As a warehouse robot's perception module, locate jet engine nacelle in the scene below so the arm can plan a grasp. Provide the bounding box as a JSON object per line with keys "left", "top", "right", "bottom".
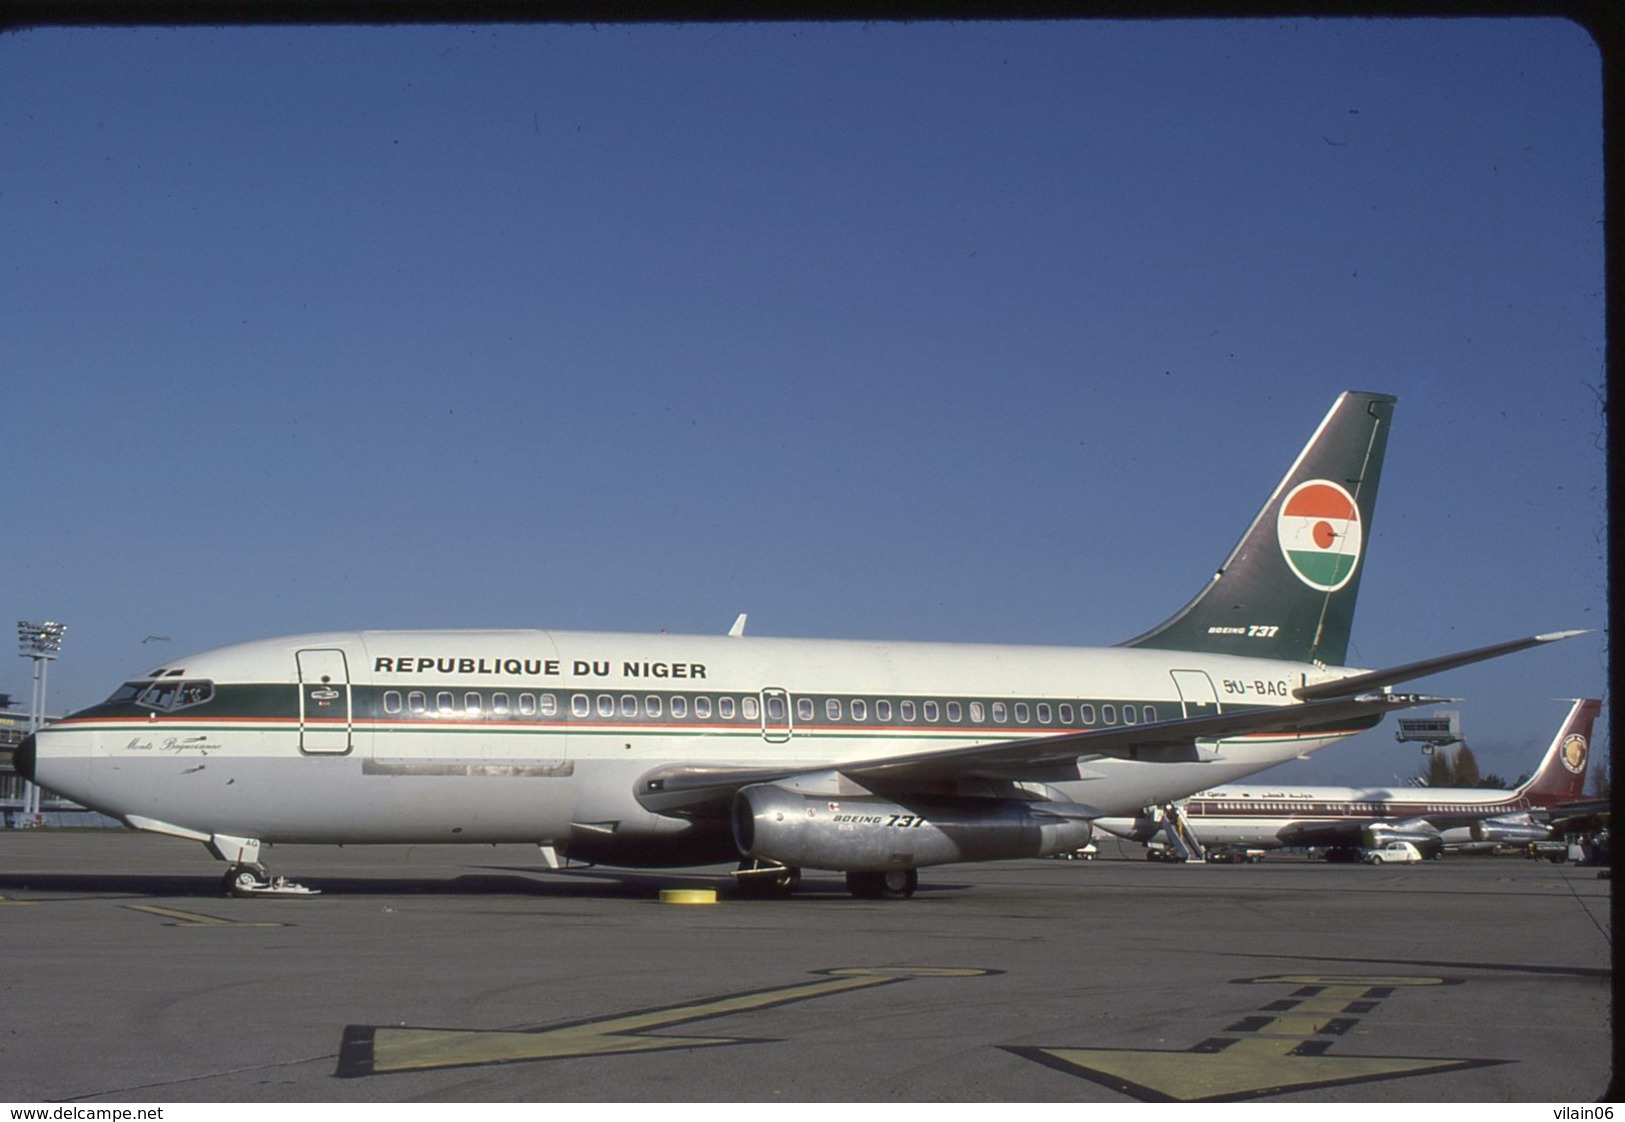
{"left": 732, "top": 783, "right": 1094, "bottom": 872}
{"left": 1092, "top": 814, "right": 1162, "bottom": 843}
{"left": 1470, "top": 816, "right": 1551, "bottom": 844}
{"left": 1362, "top": 821, "right": 1443, "bottom": 858}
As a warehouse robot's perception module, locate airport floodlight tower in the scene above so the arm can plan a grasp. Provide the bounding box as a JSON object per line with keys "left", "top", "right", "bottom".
{"left": 16, "top": 620, "right": 65, "bottom": 824}
{"left": 1395, "top": 709, "right": 1460, "bottom": 756}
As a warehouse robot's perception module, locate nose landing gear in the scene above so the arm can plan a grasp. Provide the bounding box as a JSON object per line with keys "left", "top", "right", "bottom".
{"left": 222, "top": 863, "right": 320, "bottom": 897}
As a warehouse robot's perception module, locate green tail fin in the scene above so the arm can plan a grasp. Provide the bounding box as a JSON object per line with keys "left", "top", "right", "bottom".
{"left": 1121, "top": 391, "right": 1396, "bottom": 666}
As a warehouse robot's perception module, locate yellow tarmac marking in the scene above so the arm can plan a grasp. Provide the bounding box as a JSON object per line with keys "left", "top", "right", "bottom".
{"left": 340, "top": 966, "right": 995, "bottom": 1077}
{"left": 1010, "top": 973, "right": 1504, "bottom": 1102}
{"left": 0, "top": 894, "right": 39, "bottom": 906}
{"left": 124, "top": 904, "right": 286, "bottom": 928}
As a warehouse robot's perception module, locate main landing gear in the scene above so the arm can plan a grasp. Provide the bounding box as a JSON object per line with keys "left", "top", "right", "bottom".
{"left": 845, "top": 868, "right": 919, "bottom": 900}
{"left": 734, "top": 860, "right": 920, "bottom": 899}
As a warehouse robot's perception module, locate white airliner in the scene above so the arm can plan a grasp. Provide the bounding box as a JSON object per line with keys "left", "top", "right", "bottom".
{"left": 1093, "top": 698, "right": 1601, "bottom": 858}
{"left": 16, "top": 392, "right": 1582, "bottom": 898}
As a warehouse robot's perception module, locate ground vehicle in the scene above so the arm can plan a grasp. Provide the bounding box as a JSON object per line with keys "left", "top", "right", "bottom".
{"left": 1207, "top": 845, "right": 1266, "bottom": 864}
{"left": 1364, "top": 840, "right": 1423, "bottom": 865}
{"left": 1051, "top": 844, "right": 1098, "bottom": 861}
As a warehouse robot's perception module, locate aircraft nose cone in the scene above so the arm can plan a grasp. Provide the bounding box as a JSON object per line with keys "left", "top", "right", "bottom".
{"left": 13, "top": 733, "right": 36, "bottom": 783}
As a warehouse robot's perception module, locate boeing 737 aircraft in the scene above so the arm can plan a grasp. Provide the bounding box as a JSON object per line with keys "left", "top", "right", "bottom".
{"left": 1093, "top": 698, "right": 1601, "bottom": 858}
{"left": 16, "top": 392, "right": 1582, "bottom": 898}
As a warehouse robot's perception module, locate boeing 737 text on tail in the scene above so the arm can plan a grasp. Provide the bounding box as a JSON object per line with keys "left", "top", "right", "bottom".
{"left": 16, "top": 392, "right": 1582, "bottom": 898}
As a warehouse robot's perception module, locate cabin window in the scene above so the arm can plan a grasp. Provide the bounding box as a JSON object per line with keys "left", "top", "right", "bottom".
{"left": 1036, "top": 703, "right": 1052, "bottom": 725}
{"left": 491, "top": 692, "right": 510, "bottom": 715}
{"left": 969, "top": 701, "right": 985, "bottom": 724}
{"left": 766, "top": 695, "right": 786, "bottom": 722}
{"left": 718, "top": 697, "right": 737, "bottom": 720}
{"left": 1102, "top": 704, "right": 1117, "bottom": 725}
{"left": 646, "top": 695, "right": 663, "bottom": 719}
{"left": 1058, "top": 703, "right": 1074, "bottom": 724}
{"left": 742, "top": 696, "right": 760, "bottom": 720}
{"left": 670, "top": 695, "right": 688, "bottom": 719}
{"left": 437, "top": 691, "right": 456, "bottom": 715}
{"left": 1123, "top": 705, "right": 1137, "bottom": 725}
{"left": 826, "top": 698, "right": 842, "bottom": 721}
{"left": 875, "top": 699, "right": 892, "bottom": 722}
{"left": 571, "top": 694, "right": 590, "bottom": 718}
{"left": 464, "top": 692, "right": 483, "bottom": 714}
{"left": 991, "top": 702, "right": 1008, "bottom": 723}
{"left": 923, "top": 700, "right": 939, "bottom": 722}
{"left": 946, "top": 700, "right": 962, "bottom": 722}
{"left": 537, "top": 693, "right": 554, "bottom": 717}
{"left": 1015, "top": 702, "right": 1031, "bottom": 724}
{"left": 597, "top": 695, "right": 615, "bottom": 718}
{"left": 797, "top": 697, "right": 815, "bottom": 721}
{"left": 408, "top": 690, "right": 428, "bottom": 715}
{"left": 694, "top": 696, "right": 712, "bottom": 719}
{"left": 1079, "top": 704, "right": 1095, "bottom": 725}
{"left": 851, "top": 699, "right": 867, "bottom": 722}
{"left": 620, "top": 695, "right": 637, "bottom": 718}
{"left": 383, "top": 690, "right": 403, "bottom": 714}
{"left": 1143, "top": 706, "right": 1157, "bottom": 724}
{"left": 900, "top": 700, "right": 917, "bottom": 722}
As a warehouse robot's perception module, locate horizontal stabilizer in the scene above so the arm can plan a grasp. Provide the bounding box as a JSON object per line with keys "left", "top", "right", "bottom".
{"left": 1294, "top": 630, "right": 1587, "bottom": 701}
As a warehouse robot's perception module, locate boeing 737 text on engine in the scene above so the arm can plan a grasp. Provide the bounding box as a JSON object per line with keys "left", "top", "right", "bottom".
{"left": 16, "top": 392, "right": 1581, "bottom": 898}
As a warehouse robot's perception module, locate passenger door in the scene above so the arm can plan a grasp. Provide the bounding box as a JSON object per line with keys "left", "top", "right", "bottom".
{"left": 297, "top": 648, "right": 352, "bottom": 755}
{"left": 1170, "top": 669, "right": 1221, "bottom": 718}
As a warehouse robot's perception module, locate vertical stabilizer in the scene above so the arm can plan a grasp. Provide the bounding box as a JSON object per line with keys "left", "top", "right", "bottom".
{"left": 1122, "top": 391, "right": 1396, "bottom": 666}
{"left": 1516, "top": 698, "right": 1601, "bottom": 803}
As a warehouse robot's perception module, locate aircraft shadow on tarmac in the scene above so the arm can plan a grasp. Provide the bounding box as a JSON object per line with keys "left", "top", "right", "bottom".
{"left": 0, "top": 867, "right": 974, "bottom": 900}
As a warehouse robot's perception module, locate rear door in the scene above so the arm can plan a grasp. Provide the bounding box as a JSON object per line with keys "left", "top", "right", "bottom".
{"left": 297, "top": 648, "right": 352, "bottom": 754}
{"left": 1170, "top": 669, "right": 1221, "bottom": 718}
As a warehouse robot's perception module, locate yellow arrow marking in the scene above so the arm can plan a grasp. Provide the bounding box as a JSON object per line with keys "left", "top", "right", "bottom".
{"left": 340, "top": 966, "right": 995, "bottom": 1078}
{"left": 1010, "top": 974, "right": 1504, "bottom": 1102}
{"left": 1027, "top": 1037, "right": 1484, "bottom": 1102}
{"left": 124, "top": 904, "right": 286, "bottom": 928}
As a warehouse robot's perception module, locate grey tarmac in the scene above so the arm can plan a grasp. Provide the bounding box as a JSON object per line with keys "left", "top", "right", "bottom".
{"left": 0, "top": 831, "right": 1611, "bottom": 1103}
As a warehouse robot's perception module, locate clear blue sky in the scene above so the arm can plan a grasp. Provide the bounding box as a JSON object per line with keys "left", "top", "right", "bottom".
{"left": 2, "top": 18, "right": 1606, "bottom": 787}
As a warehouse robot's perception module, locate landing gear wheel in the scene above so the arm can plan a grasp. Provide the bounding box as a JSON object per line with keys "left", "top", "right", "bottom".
{"left": 223, "top": 862, "right": 268, "bottom": 897}
{"left": 845, "top": 868, "right": 918, "bottom": 900}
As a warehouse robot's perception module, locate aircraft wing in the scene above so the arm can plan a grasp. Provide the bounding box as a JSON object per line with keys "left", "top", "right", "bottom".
{"left": 637, "top": 691, "right": 1434, "bottom": 818}
{"left": 637, "top": 630, "right": 1581, "bottom": 820}
{"left": 836, "top": 691, "right": 1427, "bottom": 785}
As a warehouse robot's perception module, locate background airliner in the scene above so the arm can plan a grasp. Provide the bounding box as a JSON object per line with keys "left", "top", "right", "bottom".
{"left": 1093, "top": 697, "right": 1600, "bottom": 859}
{"left": 15, "top": 391, "right": 1580, "bottom": 898}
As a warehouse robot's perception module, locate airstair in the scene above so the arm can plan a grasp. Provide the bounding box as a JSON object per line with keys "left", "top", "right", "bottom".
{"left": 1157, "top": 802, "right": 1207, "bottom": 862}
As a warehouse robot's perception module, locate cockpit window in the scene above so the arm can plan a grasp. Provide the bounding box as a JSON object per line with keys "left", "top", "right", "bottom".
{"left": 115, "top": 679, "right": 215, "bottom": 712}
{"left": 106, "top": 681, "right": 151, "bottom": 704}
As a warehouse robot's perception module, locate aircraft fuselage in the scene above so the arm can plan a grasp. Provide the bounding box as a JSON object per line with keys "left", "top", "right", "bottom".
{"left": 29, "top": 627, "right": 1368, "bottom": 865}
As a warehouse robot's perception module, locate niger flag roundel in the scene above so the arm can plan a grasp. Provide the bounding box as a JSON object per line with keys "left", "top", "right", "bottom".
{"left": 1276, "top": 479, "right": 1362, "bottom": 592}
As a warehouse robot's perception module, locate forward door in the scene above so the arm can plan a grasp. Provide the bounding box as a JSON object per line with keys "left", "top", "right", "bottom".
{"left": 297, "top": 648, "right": 352, "bottom": 755}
